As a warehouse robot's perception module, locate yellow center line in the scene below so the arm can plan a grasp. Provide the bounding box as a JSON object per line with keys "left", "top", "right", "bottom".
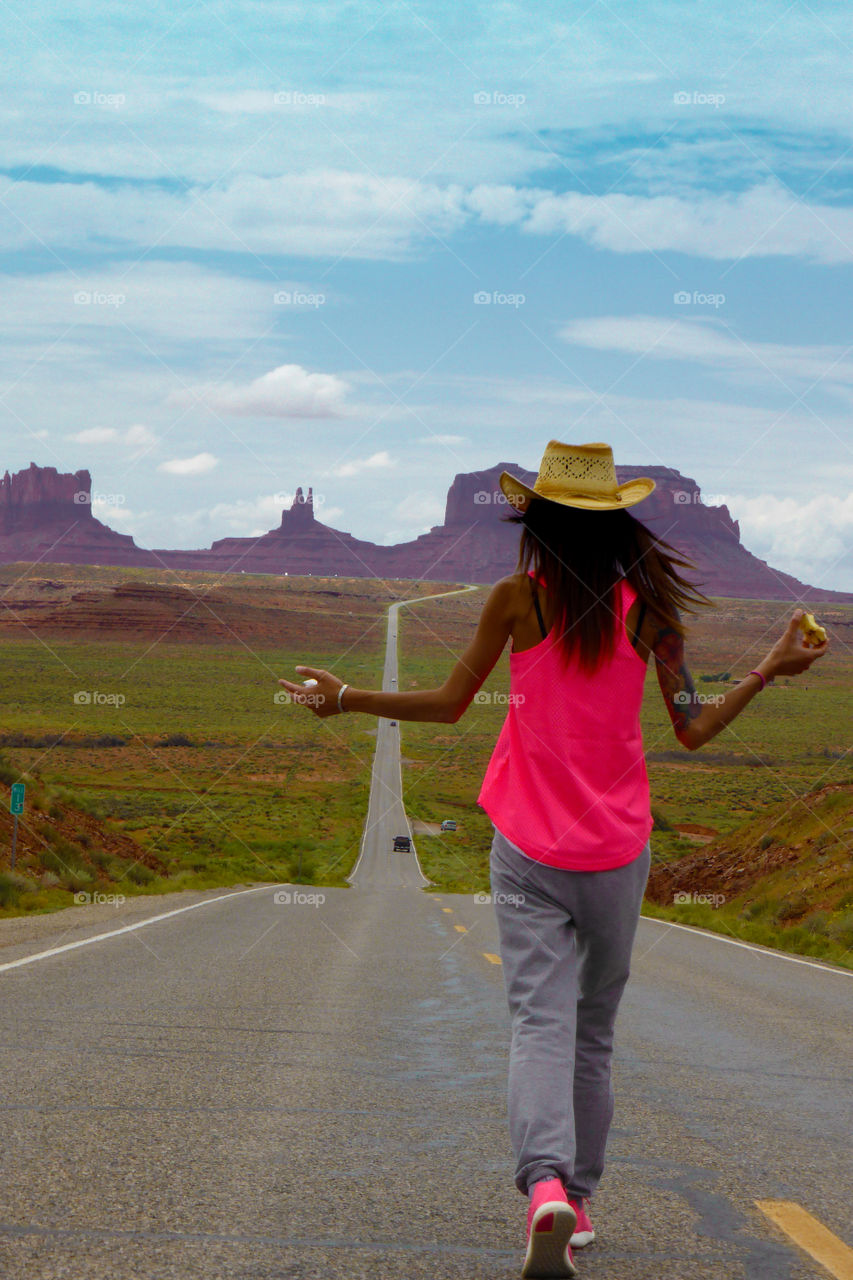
{"left": 756, "top": 1201, "right": 853, "bottom": 1279}
{"left": 442, "top": 907, "right": 453, "bottom": 914}
{"left": 453, "top": 924, "right": 467, "bottom": 933}
{"left": 483, "top": 952, "right": 502, "bottom": 965}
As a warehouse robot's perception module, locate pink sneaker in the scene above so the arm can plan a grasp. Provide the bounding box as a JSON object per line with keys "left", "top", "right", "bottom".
{"left": 522, "top": 1177, "right": 578, "bottom": 1279}
{"left": 568, "top": 1197, "right": 595, "bottom": 1248}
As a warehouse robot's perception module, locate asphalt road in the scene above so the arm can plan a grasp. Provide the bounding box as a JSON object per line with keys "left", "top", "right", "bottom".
{"left": 0, "top": 589, "right": 850, "bottom": 1280}
{"left": 347, "top": 586, "right": 476, "bottom": 890}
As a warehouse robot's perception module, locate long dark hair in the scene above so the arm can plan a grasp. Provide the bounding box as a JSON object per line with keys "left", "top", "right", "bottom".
{"left": 503, "top": 497, "right": 714, "bottom": 674}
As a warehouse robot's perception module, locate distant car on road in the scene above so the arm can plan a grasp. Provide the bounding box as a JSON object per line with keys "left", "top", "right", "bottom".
{"left": 440, "top": 820, "right": 457, "bottom": 832}
{"left": 393, "top": 835, "right": 412, "bottom": 852}
{"left": 390, "top": 720, "right": 397, "bottom": 726}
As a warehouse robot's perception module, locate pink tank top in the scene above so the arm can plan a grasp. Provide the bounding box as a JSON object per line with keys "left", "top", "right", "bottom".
{"left": 477, "top": 572, "right": 653, "bottom": 870}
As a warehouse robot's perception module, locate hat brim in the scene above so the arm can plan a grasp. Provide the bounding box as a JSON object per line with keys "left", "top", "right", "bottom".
{"left": 499, "top": 471, "right": 655, "bottom": 512}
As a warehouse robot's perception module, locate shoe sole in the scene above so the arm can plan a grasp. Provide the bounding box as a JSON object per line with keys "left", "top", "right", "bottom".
{"left": 570, "top": 1227, "right": 595, "bottom": 1248}
{"left": 522, "top": 1201, "right": 578, "bottom": 1279}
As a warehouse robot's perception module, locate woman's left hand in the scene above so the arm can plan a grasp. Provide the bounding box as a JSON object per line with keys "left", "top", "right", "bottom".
{"left": 278, "top": 666, "right": 345, "bottom": 718}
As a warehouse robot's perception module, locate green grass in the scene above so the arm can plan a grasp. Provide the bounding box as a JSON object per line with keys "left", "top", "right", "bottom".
{"left": 0, "top": 568, "right": 851, "bottom": 970}
{"left": 0, "top": 634, "right": 386, "bottom": 911}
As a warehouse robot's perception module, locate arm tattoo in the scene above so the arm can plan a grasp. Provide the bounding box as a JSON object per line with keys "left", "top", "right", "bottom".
{"left": 650, "top": 622, "right": 701, "bottom": 736}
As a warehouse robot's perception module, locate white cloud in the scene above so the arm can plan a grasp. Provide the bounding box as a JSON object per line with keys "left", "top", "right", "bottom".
{"left": 382, "top": 493, "right": 446, "bottom": 544}
{"left": 125, "top": 423, "right": 158, "bottom": 446}
{"left": 204, "top": 493, "right": 294, "bottom": 536}
{"left": 332, "top": 450, "right": 395, "bottom": 477}
{"left": 5, "top": 170, "right": 853, "bottom": 266}
{"left": 158, "top": 452, "right": 219, "bottom": 475}
{"left": 68, "top": 423, "right": 158, "bottom": 448}
{"left": 728, "top": 491, "right": 853, "bottom": 592}
{"left": 69, "top": 427, "right": 117, "bottom": 444}
{"left": 175, "top": 363, "right": 352, "bottom": 419}
{"left": 516, "top": 181, "right": 853, "bottom": 264}
{"left": 0, "top": 263, "right": 289, "bottom": 350}
{"left": 0, "top": 171, "right": 470, "bottom": 262}
{"left": 466, "top": 184, "right": 537, "bottom": 226}
{"left": 558, "top": 315, "right": 853, "bottom": 392}
{"left": 205, "top": 491, "right": 344, "bottom": 534}
{"left": 91, "top": 500, "right": 136, "bottom": 526}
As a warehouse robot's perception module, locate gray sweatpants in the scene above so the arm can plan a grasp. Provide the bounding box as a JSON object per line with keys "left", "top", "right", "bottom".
{"left": 489, "top": 825, "right": 651, "bottom": 1198}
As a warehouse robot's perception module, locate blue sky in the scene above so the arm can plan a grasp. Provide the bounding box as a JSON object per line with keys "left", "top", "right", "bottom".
{"left": 1, "top": 0, "right": 852, "bottom": 588}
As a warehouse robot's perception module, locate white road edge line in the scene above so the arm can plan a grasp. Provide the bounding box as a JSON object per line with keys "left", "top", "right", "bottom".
{"left": 0, "top": 885, "right": 272, "bottom": 974}
{"left": 639, "top": 914, "right": 853, "bottom": 976}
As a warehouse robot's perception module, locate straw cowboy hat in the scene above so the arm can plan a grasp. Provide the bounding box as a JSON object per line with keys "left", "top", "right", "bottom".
{"left": 500, "top": 440, "right": 655, "bottom": 512}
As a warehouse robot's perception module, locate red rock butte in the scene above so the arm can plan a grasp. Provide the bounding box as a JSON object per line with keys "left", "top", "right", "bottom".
{"left": 0, "top": 460, "right": 849, "bottom": 602}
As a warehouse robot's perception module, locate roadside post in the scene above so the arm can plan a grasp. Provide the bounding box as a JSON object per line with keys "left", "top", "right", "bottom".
{"left": 9, "top": 783, "right": 25, "bottom": 870}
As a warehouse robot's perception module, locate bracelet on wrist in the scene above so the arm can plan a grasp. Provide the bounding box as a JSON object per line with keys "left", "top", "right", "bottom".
{"left": 337, "top": 683, "right": 349, "bottom": 712}
{"left": 747, "top": 669, "right": 767, "bottom": 690}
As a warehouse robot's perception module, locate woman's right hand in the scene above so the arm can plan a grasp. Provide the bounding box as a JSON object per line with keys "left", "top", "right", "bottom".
{"left": 761, "top": 609, "right": 829, "bottom": 678}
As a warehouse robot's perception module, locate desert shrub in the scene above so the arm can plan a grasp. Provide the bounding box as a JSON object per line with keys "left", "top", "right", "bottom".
{"left": 651, "top": 806, "right": 672, "bottom": 832}
{"left": 126, "top": 863, "right": 155, "bottom": 885}
{"left": 43, "top": 833, "right": 85, "bottom": 863}
{"left": 826, "top": 911, "right": 853, "bottom": 949}
{"left": 742, "top": 898, "right": 773, "bottom": 920}
{"left": 62, "top": 870, "right": 93, "bottom": 891}
{"left": 775, "top": 894, "right": 810, "bottom": 923}
{"left": 802, "top": 910, "right": 830, "bottom": 936}
{"left": 0, "top": 756, "right": 21, "bottom": 787}
{"left": 0, "top": 872, "right": 30, "bottom": 908}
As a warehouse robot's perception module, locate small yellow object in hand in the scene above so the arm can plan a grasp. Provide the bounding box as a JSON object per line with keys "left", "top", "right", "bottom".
{"left": 799, "top": 612, "right": 827, "bottom": 646}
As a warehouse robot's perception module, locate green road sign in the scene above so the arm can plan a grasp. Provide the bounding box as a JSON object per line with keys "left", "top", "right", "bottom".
{"left": 10, "top": 783, "right": 25, "bottom": 815}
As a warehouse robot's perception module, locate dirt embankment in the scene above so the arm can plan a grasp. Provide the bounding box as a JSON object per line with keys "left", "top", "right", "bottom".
{"left": 646, "top": 782, "right": 853, "bottom": 913}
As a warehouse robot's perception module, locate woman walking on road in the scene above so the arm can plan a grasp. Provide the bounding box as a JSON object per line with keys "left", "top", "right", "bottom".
{"left": 279, "top": 439, "right": 828, "bottom": 1279}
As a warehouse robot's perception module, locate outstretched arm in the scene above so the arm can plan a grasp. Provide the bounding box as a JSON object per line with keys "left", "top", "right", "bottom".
{"left": 651, "top": 608, "right": 829, "bottom": 751}
{"left": 278, "top": 579, "right": 517, "bottom": 722}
